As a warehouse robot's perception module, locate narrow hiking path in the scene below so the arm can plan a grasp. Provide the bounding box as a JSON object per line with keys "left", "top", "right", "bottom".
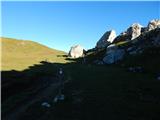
{"left": 40, "top": 63, "right": 160, "bottom": 120}
{"left": 3, "top": 77, "right": 60, "bottom": 120}
{"left": 3, "top": 63, "right": 160, "bottom": 120}
{"left": 3, "top": 71, "right": 70, "bottom": 120}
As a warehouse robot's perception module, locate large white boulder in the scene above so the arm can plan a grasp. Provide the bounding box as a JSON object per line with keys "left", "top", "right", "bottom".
{"left": 147, "top": 19, "right": 160, "bottom": 31}
{"left": 127, "top": 23, "right": 142, "bottom": 40}
{"left": 113, "top": 23, "right": 142, "bottom": 43}
{"left": 96, "top": 30, "right": 116, "bottom": 49}
{"left": 103, "top": 44, "right": 125, "bottom": 64}
{"left": 68, "top": 45, "right": 84, "bottom": 58}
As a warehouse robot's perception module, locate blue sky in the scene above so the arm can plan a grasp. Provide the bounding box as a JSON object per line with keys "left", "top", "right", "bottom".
{"left": 2, "top": 1, "right": 160, "bottom": 52}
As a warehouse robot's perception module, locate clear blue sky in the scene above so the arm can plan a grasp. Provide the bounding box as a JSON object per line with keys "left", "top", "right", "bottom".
{"left": 2, "top": 1, "right": 160, "bottom": 52}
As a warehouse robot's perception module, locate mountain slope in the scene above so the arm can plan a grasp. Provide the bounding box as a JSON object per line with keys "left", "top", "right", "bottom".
{"left": 1, "top": 37, "right": 67, "bottom": 70}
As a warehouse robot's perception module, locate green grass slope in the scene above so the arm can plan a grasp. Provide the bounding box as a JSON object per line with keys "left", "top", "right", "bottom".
{"left": 1, "top": 37, "right": 68, "bottom": 70}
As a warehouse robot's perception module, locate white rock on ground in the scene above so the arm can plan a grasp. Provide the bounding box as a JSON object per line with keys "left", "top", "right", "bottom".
{"left": 53, "top": 94, "right": 65, "bottom": 103}
{"left": 68, "top": 45, "right": 84, "bottom": 58}
{"left": 96, "top": 30, "right": 116, "bottom": 49}
{"left": 41, "top": 102, "right": 51, "bottom": 108}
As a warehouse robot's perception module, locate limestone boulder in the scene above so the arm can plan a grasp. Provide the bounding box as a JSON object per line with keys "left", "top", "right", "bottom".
{"left": 113, "top": 23, "right": 142, "bottom": 43}
{"left": 103, "top": 44, "right": 125, "bottom": 64}
{"left": 147, "top": 19, "right": 160, "bottom": 31}
{"left": 96, "top": 30, "right": 116, "bottom": 49}
{"left": 68, "top": 45, "right": 84, "bottom": 58}
{"left": 127, "top": 23, "right": 143, "bottom": 40}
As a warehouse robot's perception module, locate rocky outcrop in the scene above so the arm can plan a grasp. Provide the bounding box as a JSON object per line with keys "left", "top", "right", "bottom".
{"left": 68, "top": 45, "right": 84, "bottom": 58}
{"left": 96, "top": 30, "right": 116, "bottom": 49}
{"left": 147, "top": 19, "right": 160, "bottom": 31}
{"left": 86, "top": 19, "right": 160, "bottom": 65}
{"left": 103, "top": 44, "right": 125, "bottom": 64}
{"left": 113, "top": 23, "right": 142, "bottom": 43}
{"left": 127, "top": 23, "right": 142, "bottom": 40}
{"left": 113, "top": 32, "right": 130, "bottom": 43}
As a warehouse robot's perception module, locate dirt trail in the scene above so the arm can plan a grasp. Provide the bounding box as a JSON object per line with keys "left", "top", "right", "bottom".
{"left": 3, "top": 77, "right": 69, "bottom": 120}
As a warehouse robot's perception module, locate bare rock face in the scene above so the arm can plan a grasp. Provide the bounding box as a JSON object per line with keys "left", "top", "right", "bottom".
{"left": 96, "top": 30, "right": 116, "bottom": 49}
{"left": 68, "top": 45, "right": 84, "bottom": 58}
{"left": 113, "top": 32, "right": 130, "bottom": 43}
{"left": 103, "top": 44, "right": 125, "bottom": 64}
{"left": 127, "top": 23, "right": 142, "bottom": 40}
{"left": 113, "top": 23, "right": 142, "bottom": 43}
{"left": 147, "top": 19, "right": 160, "bottom": 31}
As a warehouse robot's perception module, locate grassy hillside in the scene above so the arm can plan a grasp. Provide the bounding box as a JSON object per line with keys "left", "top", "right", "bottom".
{"left": 1, "top": 37, "right": 68, "bottom": 70}
{"left": 2, "top": 37, "right": 160, "bottom": 120}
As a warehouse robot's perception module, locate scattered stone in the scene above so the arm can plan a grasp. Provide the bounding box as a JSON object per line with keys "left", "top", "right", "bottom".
{"left": 68, "top": 45, "right": 84, "bottom": 58}
{"left": 53, "top": 94, "right": 65, "bottom": 103}
{"left": 53, "top": 96, "right": 58, "bottom": 103}
{"left": 58, "top": 94, "right": 65, "bottom": 100}
{"left": 41, "top": 102, "right": 51, "bottom": 108}
{"left": 96, "top": 30, "right": 116, "bottom": 49}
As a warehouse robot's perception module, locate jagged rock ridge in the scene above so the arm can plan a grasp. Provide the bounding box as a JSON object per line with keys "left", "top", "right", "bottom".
{"left": 85, "top": 19, "right": 160, "bottom": 64}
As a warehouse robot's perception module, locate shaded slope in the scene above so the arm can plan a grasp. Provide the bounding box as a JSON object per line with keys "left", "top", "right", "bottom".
{"left": 10, "top": 62, "right": 160, "bottom": 120}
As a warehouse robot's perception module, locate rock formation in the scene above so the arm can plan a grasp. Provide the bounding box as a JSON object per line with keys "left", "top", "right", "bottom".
{"left": 113, "top": 23, "right": 142, "bottom": 43}
{"left": 70, "top": 19, "right": 160, "bottom": 64}
{"left": 68, "top": 45, "right": 84, "bottom": 58}
{"left": 127, "top": 23, "right": 142, "bottom": 40}
{"left": 96, "top": 30, "right": 116, "bottom": 49}
{"left": 147, "top": 19, "right": 160, "bottom": 31}
{"left": 103, "top": 44, "right": 125, "bottom": 64}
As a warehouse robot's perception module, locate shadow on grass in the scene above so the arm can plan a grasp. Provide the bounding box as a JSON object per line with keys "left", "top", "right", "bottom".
{"left": 2, "top": 60, "right": 74, "bottom": 119}
{"left": 1, "top": 61, "right": 65, "bottom": 102}
{"left": 57, "top": 55, "right": 68, "bottom": 57}
{"left": 2, "top": 56, "right": 160, "bottom": 120}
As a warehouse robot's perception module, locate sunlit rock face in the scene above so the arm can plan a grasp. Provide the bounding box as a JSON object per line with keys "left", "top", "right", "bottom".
{"left": 127, "top": 23, "right": 142, "bottom": 40}
{"left": 96, "top": 30, "right": 116, "bottom": 49}
{"left": 147, "top": 19, "right": 160, "bottom": 31}
{"left": 68, "top": 45, "right": 84, "bottom": 58}
{"left": 113, "top": 23, "right": 142, "bottom": 43}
